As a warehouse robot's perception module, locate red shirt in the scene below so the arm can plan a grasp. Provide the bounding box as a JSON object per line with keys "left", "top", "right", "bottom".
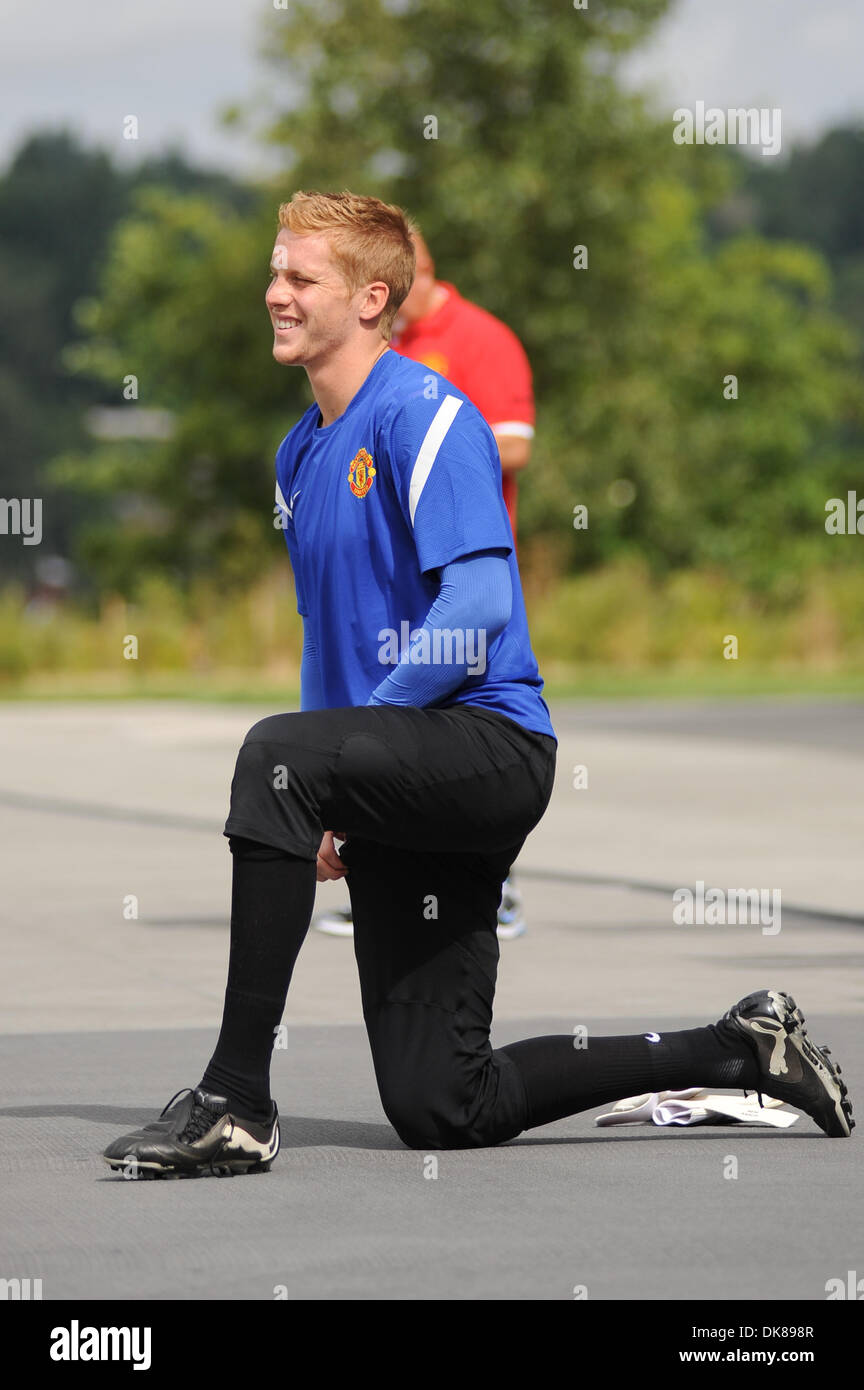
{"left": 391, "top": 283, "right": 534, "bottom": 538}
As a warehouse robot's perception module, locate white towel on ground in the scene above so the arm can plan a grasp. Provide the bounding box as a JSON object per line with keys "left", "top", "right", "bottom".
{"left": 595, "top": 1088, "right": 798, "bottom": 1128}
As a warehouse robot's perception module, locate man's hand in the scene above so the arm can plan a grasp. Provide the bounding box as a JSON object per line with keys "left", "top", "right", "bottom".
{"left": 316, "top": 830, "right": 348, "bottom": 883}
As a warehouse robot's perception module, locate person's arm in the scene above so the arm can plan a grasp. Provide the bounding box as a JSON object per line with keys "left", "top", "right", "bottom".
{"left": 367, "top": 549, "right": 511, "bottom": 708}
{"left": 300, "top": 616, "right": 325, "bottom": 711}
{"left": 460, "top": 318, "right": 535, "bottom": 475}
{"left": 494, "top": 433, "right": 532, "bottom": 473}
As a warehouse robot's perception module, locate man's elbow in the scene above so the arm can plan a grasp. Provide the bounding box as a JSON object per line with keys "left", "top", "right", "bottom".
{"left": 486, "top": 565, "right": 513, "bottom": 638}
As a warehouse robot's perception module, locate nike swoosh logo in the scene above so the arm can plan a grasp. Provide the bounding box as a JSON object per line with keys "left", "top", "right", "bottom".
{"left": 644, "top": 1032, "right": 661, "bottom": 1043}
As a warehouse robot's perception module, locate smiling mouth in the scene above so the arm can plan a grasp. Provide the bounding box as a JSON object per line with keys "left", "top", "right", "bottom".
{"left": 274, "top": 317, "right": 302, "bottom": 332}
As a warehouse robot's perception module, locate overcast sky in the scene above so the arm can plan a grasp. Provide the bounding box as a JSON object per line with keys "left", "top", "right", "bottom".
{"left": 1, "top": 0, "right": 861, "bottom": 176}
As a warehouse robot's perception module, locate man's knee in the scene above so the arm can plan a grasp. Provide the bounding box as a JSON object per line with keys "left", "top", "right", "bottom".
{"left": 225, "top": 713, "right": 323, "bottom": 857}
{"left": 232, "top": 713, "right": 308, "bottom": 790}
{"left": 240, "top": 712, "right": 299, "bottom": 750}
{"left": 380, "top": 1083, "right": 484, "bottom": 1151}
{"left": 376, "top": 1054, "right": 517, "bottom": 1151}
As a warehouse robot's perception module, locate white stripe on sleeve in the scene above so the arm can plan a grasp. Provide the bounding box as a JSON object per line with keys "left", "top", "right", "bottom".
{"left": 408, "top": 394, "right": 463, "bottom": 526}
{"left": 491, "top": 421, "right": 535, "bottom": 439}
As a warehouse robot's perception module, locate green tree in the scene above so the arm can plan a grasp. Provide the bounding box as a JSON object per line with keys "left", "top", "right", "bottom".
{"left": 52, "top": 0, "right": 864, "bottom": 598}
{"left": 0, "top": 129, "right": 254, "bottom": 586}
{"left": 719, "top": 126, "right": 864, "bottom": 342}
{"left": 52, "top": 188, "right": 297, "bottom": 597}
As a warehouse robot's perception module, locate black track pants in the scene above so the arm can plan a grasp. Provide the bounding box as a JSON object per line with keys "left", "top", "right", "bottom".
{"left": 220, "top": 703, "right": 556, "bottom": 1147}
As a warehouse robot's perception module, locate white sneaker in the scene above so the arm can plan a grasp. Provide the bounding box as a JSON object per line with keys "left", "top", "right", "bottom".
{"left": 496, "top": 878, "right": 526, "bottom": 940}
{"left": 313, "top": 907, "right": 355, "bottom": 937}
{"left": 313, "top": 878, "right": 528, "bottom": 940}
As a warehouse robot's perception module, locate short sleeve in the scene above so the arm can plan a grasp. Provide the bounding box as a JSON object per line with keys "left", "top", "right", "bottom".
{"left": 383, "top": 391, "right": 514, "bottom": 575}
{"left": 459, "top": 319, "right": 535, "bottom": 436}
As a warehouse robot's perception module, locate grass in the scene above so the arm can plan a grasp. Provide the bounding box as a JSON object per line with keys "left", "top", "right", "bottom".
{"left": 3, "top": 668, "right": 863, "bottom": 703}
{"left": 2, "top": 561, "right": 862, "bottom": 703}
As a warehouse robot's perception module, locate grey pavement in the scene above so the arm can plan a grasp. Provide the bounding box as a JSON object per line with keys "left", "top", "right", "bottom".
{"left": 0, "top": 699, "right": 861, "bottom": 1301}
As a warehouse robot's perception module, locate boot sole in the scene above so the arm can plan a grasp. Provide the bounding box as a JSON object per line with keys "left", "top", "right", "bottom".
{"left": 103, "top": 1155, "right": 274, "bottom": 1179}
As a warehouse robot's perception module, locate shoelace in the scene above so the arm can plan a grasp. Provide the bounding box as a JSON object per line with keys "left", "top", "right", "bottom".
{"left": 179, "top": 1100, "right": 230, "bottom": 1145}
{"left": 159, "top": 1088, "right": 193, "bottom": 1118}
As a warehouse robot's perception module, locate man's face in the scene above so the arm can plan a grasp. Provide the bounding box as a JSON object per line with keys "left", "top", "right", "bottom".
{"left": 266, "top": 228, "right": 364, "bottom": 367}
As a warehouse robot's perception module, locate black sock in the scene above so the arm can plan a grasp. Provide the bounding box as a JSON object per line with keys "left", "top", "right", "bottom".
{"left": 499, "top": 1023, "right": 759, "bottom": 1130}
{"left": 199, "top": 836, "right": 317, "bottom": 1123}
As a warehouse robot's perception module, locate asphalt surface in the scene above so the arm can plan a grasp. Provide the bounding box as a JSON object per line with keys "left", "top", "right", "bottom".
{"left": 0, "top": 699, "right": 861, "bottom": 1301}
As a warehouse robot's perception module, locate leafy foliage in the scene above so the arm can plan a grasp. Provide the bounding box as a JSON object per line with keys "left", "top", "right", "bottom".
{"left": 10, "top": 2, "right": 864, "bottom": 603}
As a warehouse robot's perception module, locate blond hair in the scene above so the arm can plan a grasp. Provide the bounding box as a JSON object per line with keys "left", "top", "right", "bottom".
{"left": 278, "top": 191, "right": 416, "bottom": 339}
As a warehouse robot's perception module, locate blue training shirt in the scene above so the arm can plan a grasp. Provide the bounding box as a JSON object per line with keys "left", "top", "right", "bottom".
{"left": 274, "top": 349, "right": 556, "bottom": 741}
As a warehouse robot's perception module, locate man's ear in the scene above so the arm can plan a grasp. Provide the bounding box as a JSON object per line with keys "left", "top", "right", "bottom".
{"left": 359, "top": 281, "right": 390, "bottom": 323}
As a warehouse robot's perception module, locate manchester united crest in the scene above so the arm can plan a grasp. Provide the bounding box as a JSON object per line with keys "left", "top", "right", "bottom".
{"left": 347, "top": 447, "right": 376, "bottom": 498}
